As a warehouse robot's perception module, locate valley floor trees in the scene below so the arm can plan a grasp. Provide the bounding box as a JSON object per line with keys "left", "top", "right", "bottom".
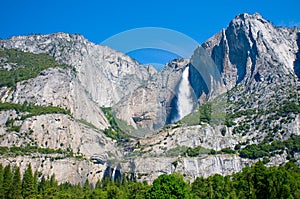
{"left": 0, "top": 161, "right": 299, "bottom": 198}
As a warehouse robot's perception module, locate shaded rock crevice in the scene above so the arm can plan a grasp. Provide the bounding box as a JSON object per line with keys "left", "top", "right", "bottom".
{"left": 294, "top": 32, "right": 300, "bottom": 78}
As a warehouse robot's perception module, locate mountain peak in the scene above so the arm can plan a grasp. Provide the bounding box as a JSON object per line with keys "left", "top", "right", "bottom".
{"left": 202, "top": 12, "right": 299, "bottom": 89}
{"left": 230, "top": 12, "right": 270, "bottom": 27}
{"left": 235, "top": 12, "right": 263, "bottom": 20}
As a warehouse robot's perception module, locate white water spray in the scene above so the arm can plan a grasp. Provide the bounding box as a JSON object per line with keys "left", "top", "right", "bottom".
{"left": 172, "top": 66, "right": 195, "bottom": 122}
{"left": 111, "top": 167, "right": 116, "bottom": 181}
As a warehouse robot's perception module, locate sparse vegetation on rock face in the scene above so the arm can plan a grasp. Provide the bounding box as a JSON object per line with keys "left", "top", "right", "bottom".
{"left": 0, "top": 13, "right": 300, "bottom": 187}
{"left": 101, "top": 107, "right": 129, "bottom": 141}
{"left": 0, "top": 48, "right": 74, "bottom": 87}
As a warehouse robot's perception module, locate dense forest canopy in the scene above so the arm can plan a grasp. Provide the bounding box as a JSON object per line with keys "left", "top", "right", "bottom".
{"left": 0, "top": 161, "right": 299, "bottom": 198}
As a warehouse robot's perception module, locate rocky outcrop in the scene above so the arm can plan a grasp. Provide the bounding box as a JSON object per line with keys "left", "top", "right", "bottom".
{"left": 0, "top": 67, "right": 109, "bottom": 130}
{"left": 0, "top": 33, "right": 155, "bottom": 107}
{"left": 202, "top": 13, "right": 299, "bottom": 88}
{"left": 120, "top": 155, "right": 254, "bottom": 183}
{"left": 0, "top": 110, "right": 120, "bottom": 159}
{"left": 134, "top": 125, "right": 239, "bottom": 154}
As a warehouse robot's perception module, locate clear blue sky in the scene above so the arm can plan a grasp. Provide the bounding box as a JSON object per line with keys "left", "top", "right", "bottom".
{"left": 1, "top": 0, "right": 300, "bottom": 44}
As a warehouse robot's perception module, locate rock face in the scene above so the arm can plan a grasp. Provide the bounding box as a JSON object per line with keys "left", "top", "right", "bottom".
{"left": 114, "top": 58, "right": 189, "bottom": 132}
{"left": 202, "top": 13, "right": 299, "bottom": 88}
{"left": 0, "top": 68, "right": 109, "bottom": 130}
{"left": 0, "top": 33, "right": 154, "bottom": 107}
{"left": 125, "top": 155, "right": 253, "bottom": 183}
{"left": 0, "top": 13, "right": 300, "bottom": 185}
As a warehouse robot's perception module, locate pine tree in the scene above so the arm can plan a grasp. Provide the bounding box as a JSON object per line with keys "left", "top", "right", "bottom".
{"left": 3, "top": 164, "right": 12, "bottom": 198}
{"left": 0, "top": 164, "right": 4, "bottom": 198}
{"left": 10, "top": 166, "right": 22, "bottom": 199}
{"left": 83, "top": 178, "right": 90, "bottom": 193}
{"left": 43, "top": 174, "right": 58, "bottom": 197}
{"left": 49, "top": 174, "right": 57, "bottom": 188}
{"left": 95, "top": 179, "right": 102, "bottom": 189}
{"left": 22, "top": 164, "right": 35, "bottom": 199}
{"left": 33, "top": 170, "right": 39, "bottom": 195}
{"left": 38, "top": 175, "right": 46, "bottom": 197}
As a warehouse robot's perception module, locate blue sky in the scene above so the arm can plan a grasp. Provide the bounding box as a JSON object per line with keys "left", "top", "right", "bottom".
{"left": 1, "top": 0, "right": 300, "bottom": 67}
{"left": 1, "top": 0, "right": 300, "bottom": 44}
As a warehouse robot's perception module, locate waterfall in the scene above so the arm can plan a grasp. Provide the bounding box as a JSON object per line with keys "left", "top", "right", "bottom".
{"left": 111, "top": 167, "right": 116, "bottom": 181}
{"left": 171, "top": 66, "right": 195, "bottom": 123}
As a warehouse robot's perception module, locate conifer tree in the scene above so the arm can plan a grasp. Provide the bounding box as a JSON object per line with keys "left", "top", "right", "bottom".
{"left": 33, "top": 170, "right": 39, "bottom": 195}
{"left": 38, "top": 175, "right": 46, "bottom": 197}
{"left": 0, "top": 164, "right": 4, "bottom": 198}
{"left": 10, "top": 166, "right": 22, "bottom": 199}
{"left": 83, "top": 179, "right": 90, "bottom": 193}
{"left": 49, "top": 174, "right": 57, "bottom": 188}
{"left": 3, "top": 164, "right": 12, "bottom": 198}
{"left": 22, "top": 164, "right": 35, "bottom": 199}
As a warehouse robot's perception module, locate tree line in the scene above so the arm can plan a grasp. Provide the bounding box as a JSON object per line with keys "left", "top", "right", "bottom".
{"left": 0, "top": 161, "right": 299, "bottom": 198}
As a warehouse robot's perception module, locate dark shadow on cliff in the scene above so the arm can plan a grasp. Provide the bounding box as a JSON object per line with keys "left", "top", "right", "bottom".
{"left": 188, "top": 63, "right": 209, "bottom": 99}
{"left": 294, "top": 32, "right": 300, "bottom": 78}
{"left": 165, "top": 93, "right": 179, "bottom": 124}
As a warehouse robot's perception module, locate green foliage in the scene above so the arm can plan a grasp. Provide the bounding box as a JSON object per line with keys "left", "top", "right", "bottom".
{"left": 0, "top": 165, "right": 3, "bottom": 198}
{"left": 179, "top": 110, "right": 201, "bottom": 126}
{"left": 190, "top": 161, "right": 300, "bottom": 199}
{"left": 220, "top": 127, "right": 226, "bottom": 136}
{"left": 232, "top": 161, "right": 300, "bottom": 199}
{"left": 185, "top": 146, "right": 211, "bottom": 157}
{"left": 146, "top": 173, "right": 189, "bottom": 199}
{"left": 225, "top": 109, "right": 257, "bottom": 128}
{"left": 277, "top": 101, "right": 300, "bottom": 116}
{"left": 166, "top": 145, "right": 235, "bottom": 157}
{"left": 22, "top": 164, "right": 35, "bottom": 199}
{"left": 224, "top": 117, "right": 236, "bottom": 127}
{"left": 239, "top": 135, "right": 300, "bottom": 159}
{"left": 0, "top": 162, "right": 298, "bottom": 198}
{"left": 191, "top": 174, "right": 235, "bottom": 199}
{"left": 180, "top": 102, "right": 212, "bottom": 126}
{"left": 198, "top": 103, "right": 212, "bottom": 124}
{"left": 76, "top": 119, "right": 99, "bottom": 130}
{"left": 125, "top": 181, "right": 149, "bottom": 199}
{"left": 0, "top": 145, "right": 73, "bottom": 158}
{"left": 3, "top": 165, "right": 12, "bottom": 198}
{"left": 1, "top": 101, "right": 71, "bottom": 133}
{"left": 11, "top": 166, "right": 22, "bottom": 199}
{"left": 165, "top": 146, "right": 189, "bottom": 157}
{"left": 220, "top": 147, "right": 236, "bottom": 154}
{"left": 0, "top": 48, "right": 75, "bottom": 87}
{"left": 101, "top": 107, "right": 128, "bottom": 140}
{"left": 0, "top": 102, "right": 71, "bottom": 120}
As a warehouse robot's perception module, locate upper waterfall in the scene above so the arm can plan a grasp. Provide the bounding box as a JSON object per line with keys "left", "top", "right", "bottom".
{"left": 171, "top": 66, "right": 195, "bottom": 123}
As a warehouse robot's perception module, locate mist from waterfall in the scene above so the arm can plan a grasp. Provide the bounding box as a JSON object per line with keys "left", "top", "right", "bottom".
{"left": 171, "top": 66, "right": 195, "bottom": 123}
